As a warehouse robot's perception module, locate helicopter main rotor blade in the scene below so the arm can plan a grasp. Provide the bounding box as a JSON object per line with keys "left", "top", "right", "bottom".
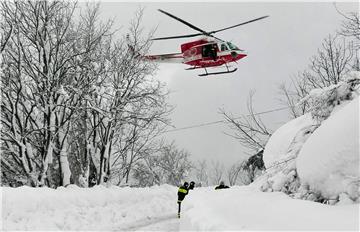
{"left": 152, "top": 33, "right": 224, "bottom": 42}
{"left": 152, "top": 33, "right": 203, "bottom": 40}
{"left": 154, "top": 10, "right": 268, "bottom": 42}
{"left": 158, "top": 9, "right": 210, "bottom": 36}
{"left": 209, "top": 15, "right": 269, "bottom": 34}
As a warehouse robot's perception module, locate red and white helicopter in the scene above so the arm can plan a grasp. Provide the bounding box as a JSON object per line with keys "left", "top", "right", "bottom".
{"left": 143, "top": 9, "right": 269, "bottom": 76}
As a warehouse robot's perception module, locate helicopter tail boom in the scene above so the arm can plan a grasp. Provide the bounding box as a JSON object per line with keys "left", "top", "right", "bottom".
{"left": 143, "top": 53, "right": 184, "bottom": 63}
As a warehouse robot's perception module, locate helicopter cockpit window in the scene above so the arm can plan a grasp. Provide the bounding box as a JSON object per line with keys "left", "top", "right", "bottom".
{"left": 227, "top": 42, "right": 239, "bottom": 50}
{"left": 221, "top": 44, "right": 229, "bottom": 51}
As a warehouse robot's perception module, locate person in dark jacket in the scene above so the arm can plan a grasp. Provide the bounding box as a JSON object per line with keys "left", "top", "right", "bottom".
{"left": 215, "top": 180, "right": 230, "bottom": 190}
{"left": 177, "top": 182, "right": 189, "bottom": 218}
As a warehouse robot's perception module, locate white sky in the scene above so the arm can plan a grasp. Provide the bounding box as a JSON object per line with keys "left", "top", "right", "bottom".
{"left": 96, "top": 1, "right": 358, "bottom": 167}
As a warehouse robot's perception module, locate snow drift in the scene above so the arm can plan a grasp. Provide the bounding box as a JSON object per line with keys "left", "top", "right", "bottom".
{"left": 1, "top": 184, "right": 178, "bottom": 231}
{"left": 297, "top": 96, "right": 359, "bottom": 201}
{"left": 253, "top": 71, "right": 360, "bottom": 203}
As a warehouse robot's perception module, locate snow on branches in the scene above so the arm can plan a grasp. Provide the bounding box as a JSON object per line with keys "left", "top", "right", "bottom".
{"left": 299, "top": 71, "right": 360, "bottom": 123}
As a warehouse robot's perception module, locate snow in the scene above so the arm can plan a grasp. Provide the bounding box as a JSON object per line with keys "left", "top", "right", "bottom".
{"left": 183, "top": 186, "right": 359, "bottom": 231}
{"left": 3, "top": 91, "right": 358, "bottom": 231}
{"left": 262, "top": 113, "right": 316, "bottom": 169}
{"left": 2, "top": 185, "right": 178, "bottom": 231}
{"left": 255, "top": 73, "right": 360, "bottom": 202}
{"left": 297, "top": 96, "right": 360, "bottom": 200}
{"left": 2, "top": 185, "right": 358, "bottom": 231}
{"left": 252, "top": 113, "right": 317, "bottom": 193}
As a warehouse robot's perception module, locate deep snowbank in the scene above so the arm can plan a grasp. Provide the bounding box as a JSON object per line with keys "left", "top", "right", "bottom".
{"left": 253, "top": 72, "right": 360, "bottom": 203}
{"left": 251, "top": 113, "right": 317, "bottom": 193}
{"left": 297, "top": 96, "right": 360, "bottom": 200}
{"left": 262, "top": 113, "right": 316, "bottom": 169}
{"left": 1, "top": 184, "right": 178, "bottom": 231}
{"left": 182, "top": 186, "right": 359, "bottom": 231}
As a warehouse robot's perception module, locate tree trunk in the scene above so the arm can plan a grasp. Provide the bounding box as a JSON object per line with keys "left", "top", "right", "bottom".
{"left": 58, "top": 129, "right": 71, "bottom": 186}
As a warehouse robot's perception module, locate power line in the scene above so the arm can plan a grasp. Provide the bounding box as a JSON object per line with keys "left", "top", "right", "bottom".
{"left": 164, "top": 106, "right": 289, "bottom": 133}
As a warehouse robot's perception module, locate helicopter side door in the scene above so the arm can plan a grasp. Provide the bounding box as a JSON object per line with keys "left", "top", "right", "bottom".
{"left": 202, "top": 43, "right": 218, "bottom": 61}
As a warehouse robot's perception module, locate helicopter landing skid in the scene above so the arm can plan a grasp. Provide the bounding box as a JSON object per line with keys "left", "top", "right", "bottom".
{"left": 198, "top": 67, "right": 237, "bottom": 77}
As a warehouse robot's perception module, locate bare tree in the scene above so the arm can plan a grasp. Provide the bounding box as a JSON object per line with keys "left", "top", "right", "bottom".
{"left": 335, "top": 6, "right": 360, "bottom": 46}
{"left": 111, "top": 115, "right": 169, "bottom": 184}
{"left": 227, "top": 162, "right": 242, "bottom": 186}
{"left": 336, "top": 8, "right": 360, "bottom": 70}
{"left": 209, "top": 160, "right": 224, "bottom": 185}
{"left": 236, "top": 160, "right": 253, "bottom": 185}
{"left": 278, "top": 74, "right": 310, "bottom": 118}
{"left": 306, "top": 35, "right": 353, "bottom": 88}
{"left": 132, "top": 141, "right": 192, "bottom": 187}
{"left": 157, "top": 142, "right": 193, "bottom": 186}
{"left": 194, "top": 159, "right": 209, "bottom": 187}
{"left": 132, "top": 150, "right": 162, "bottom": 187}
{"left": 279, "top": 33, "right": 354, "bottom": 119}
{"left": 221, "top": 91, "right": 272, "bottom": 153}
{"left": 0, "top": 1, "right": 15, "bottom": 53}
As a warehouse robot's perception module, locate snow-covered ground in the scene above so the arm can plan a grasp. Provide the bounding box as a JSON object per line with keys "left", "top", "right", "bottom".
{"left": 183, "top": 186, "right": 359, "bottom": 231}
{"left": 1, "top": 184, "right": 359, "bottom": 231}
{"left": 1, "top": 185, "right": 177, "bottom": 231}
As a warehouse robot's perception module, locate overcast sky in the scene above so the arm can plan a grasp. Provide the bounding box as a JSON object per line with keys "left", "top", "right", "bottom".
{"left": 96, "top": 1, "right": 358, "bottom": 167}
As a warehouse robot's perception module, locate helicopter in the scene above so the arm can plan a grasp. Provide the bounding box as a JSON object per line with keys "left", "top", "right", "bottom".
{"left": 142, "top": 9, "right": 269, "bottom": 77}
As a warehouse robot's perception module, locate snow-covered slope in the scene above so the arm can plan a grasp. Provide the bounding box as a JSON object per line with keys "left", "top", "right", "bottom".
{"left": 251, "top": 113, "right": 317, "bottom": 193}
{"left": 263, "top": 113, "right": 316, "bottom": 169}
{"left": 297, "top": 96, "right": 359, "bottom": 201}
{"left": 253, "top": 71, "right": 360, "bottom": 203}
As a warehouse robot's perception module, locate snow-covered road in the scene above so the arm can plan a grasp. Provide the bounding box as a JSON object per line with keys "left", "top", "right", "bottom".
{"left": 2, "top": 185, "right": 359, "bottom": 231}
{"left": 118, "top": 214, "right": 180, "bottom": 231}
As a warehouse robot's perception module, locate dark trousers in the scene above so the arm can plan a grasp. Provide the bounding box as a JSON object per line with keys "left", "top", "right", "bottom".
{"left": 177, "top": 201, "right": 181, "bottom": 218}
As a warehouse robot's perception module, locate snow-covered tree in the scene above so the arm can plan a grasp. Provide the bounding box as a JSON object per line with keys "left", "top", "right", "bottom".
{"left": 157, "top": 142, "right": 192, "bottom": 186}
{"left": 1, "top": 1, "right": 92, "bottom": 186}
{"left": 209, "top": 161, "right": 224, "bottom": 185}
{"left": 1, "top": 3, "right": 171, "bottom": 188}
{"left": 194, "top": 160, "right": 209, "bottom": 187}
{"left": 227, "top": 162, "right": 242, "bottom": 186}
{"left": 133, "top": 141, "right": 192, "bottom": 187}
{"left": 76, "top": 9, "right": 170, "bottom": 186}
{"left": 279, "top": 9, "right": 359, "bottom": 118}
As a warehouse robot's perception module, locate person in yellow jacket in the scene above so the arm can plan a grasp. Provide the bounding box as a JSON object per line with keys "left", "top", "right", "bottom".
{"left": 177, "top": 182, "right": 189, "bottom": 218}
